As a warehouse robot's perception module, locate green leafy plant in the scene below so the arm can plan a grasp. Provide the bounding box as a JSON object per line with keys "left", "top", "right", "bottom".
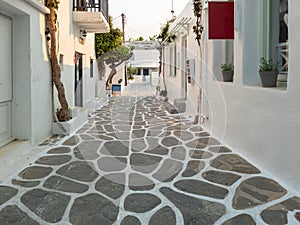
{"left": 221, "top": 63, "right": 234, "bottom": 71}
{"left": 259, "top": 57, "right": 278, "bottom": 72}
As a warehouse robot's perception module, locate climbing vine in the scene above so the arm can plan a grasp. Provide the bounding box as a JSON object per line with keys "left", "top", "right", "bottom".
{"left": 193, "top": 0, "right": 204, "bottom": 46}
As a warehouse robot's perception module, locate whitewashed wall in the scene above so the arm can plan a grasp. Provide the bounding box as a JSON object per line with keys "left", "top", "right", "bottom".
{"left": 164, "top": 0, "right": 300, "bottom": 191}
{"left": 0, "top": 0, "right": 52, "bottom": 145}
{"left": 0, "top": 0, "right": 103, "bottom": 145}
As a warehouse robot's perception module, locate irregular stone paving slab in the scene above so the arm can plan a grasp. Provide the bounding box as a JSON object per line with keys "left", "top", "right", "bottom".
{"left": 12, "top": 179, "right": 40, "bottom": 188}
{"left": 121, "top": 215, "right": 142, "bottom": 225}
{"left": 0, "top": 186, "right": 18, "bottom": 205}
{"left": 76, "top": 128, "right": 89, "bottom": 134}
{"left": 208, "top": 146, "right": 232, "bottom": 153}
{"left": 131, "top": 153, "right": 162, "bottom": 174}
{"left": 107, "top": 132, "right": 130, "bottom": 140}
{"left": 153, "top": 159, "right": 183, "bottom": 182}
{"left": 95, "top": 173, "right": 125, "bottom": 199}
{"left": 210, "top": 154, "right": 261, "bottom": 174}
{"left": 97, "top": 157, "right": 127, "bottom": 172}
{"left": 161, "top": 137, "right": 182, "bottom": 147}
{"left": 175, "top": 179, "right": 229, "bottom": 199}
{"left": 92, "top": 134, "right": 114, "bottom": 140}
{"left": 147, "top": 130, "right": 162, "bottom": 137}
{"left": 70, "top": 193, "right": 119, "bottom": 225}
{"left": 167, "top": 124, "right": 189, "bottom": 131}
{"left": 132, "top": 129, "right": 146, "bottom": 138}
{"left": 186, "top": 138, "right": 220, "bottom": 149}
{"left": 47, "top": 146, "right": 71, "bottom": 154}
{"left": 62, "top": 135, "right": 80, "bottom": 146}
{"left": 75, "top": 141, "right": 102, "bottom": 160}
{"left": 115, "top": 125, "right": 131, "bottom": 132}
{"left": 222, "top": 214, "right": 256, "bottom": 225}
{"left": 101, "top": 141, "right": 129, "bottom": 156}
{"left": 131, "top": 139, "right": 147, "bottom": 152}
{"left": 233, "top": 176, "right": 287, "bottom": 210}
{"left": 189, "top": 125, "right": 203, "bottom": 132}
{"left": 104, "top": 125, "right": 114, "bottom": 132}
{"left": 174, "top": 130, "right": 194, "bottom": 141}
{"left": 260, "top": 196, "right": 300, "bottom": 225}
{"left": 160, "top": 187, "right": 226, "bottom": 225}
{"left": 295, "top": 212, "right": 300, "bottom": 222}
{"left": 73, "top": 146, "right": 85, "bottom": 160}
{"left": 159, "top": 131, "right": 172, "bottom": 137}
{"left": 182, "top": 160, "right": 205, "bottom": 177}
{"left": 129, "top": 173, "right": 155, "bottom": 191}
{"left": 146, "top": 137, "right": 160, "bottom": 149}
{"left": 56, "top": 161, "right": 98, "bottom": 182}
{"left": 202, "top": 170, "right": 241, "bottom": 186}
{"left": 149, "top": 125, "right": 165, "bottom": 131}
{"left": 35, "top": 155, "right": 72, "bottom": 166}
{"left": 149, "top": 206, "right": 176, "bottom": 225}
{"left": 190, "top": 150, "right": 214, "bottom": 159}
{"left": 0, "top": 205, "right": 39, "bottom": 225}
{"left": 79, "top": 134, "right": 95, "bottom": 141}
{"left": 19, "top": 166, "right": 53, "bottom": 180}
{"left": 43, "top": 176, "right": 89, "bottom": 193}
{"left": 145, "top": 145, "right": 169, "bottom": 155}
{"left": 195, "top": 132, "right": 211, "bottom": 137}
{"left": 124, "top": 193, "right": 161, "bottom": 213}
{"left": 134, "top": 121, "right": 147, "bottom": 126}
{"left": 21, "top": 189, "right": 70, "bottom": 223}
{"left": 171, "top": 146, "right": 186, "bottom": 160}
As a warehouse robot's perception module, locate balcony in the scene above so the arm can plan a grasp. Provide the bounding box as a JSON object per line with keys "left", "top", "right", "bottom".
{"left": 73, "top": 0, "right": 109, "bottom": 33}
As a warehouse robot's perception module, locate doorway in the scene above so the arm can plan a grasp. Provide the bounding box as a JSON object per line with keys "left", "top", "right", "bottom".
{"left": 75, "top": 53, "right": 83, "bottom": 107}
{"left": 0, "top": 14, "right": 13, "bottom": 147}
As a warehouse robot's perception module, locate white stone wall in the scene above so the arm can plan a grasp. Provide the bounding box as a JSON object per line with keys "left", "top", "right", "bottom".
{"left": 164, "top": 0, "right": 300, "bottom": 191}
{"left": 0, "top": 0, "right": 104, "bottom": 145}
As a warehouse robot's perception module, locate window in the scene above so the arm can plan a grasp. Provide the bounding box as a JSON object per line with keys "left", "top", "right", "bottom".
{"left": 261, "top": 0, "right": 288, "bottom": 87}
{"left": 143, "top": 68, "right": 149, "bottom": 76}
{"left": 90, "top": 58, "right": 94, "bottom": 78}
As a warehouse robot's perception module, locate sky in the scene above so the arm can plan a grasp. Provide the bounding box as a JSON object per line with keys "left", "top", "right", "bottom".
{"left": 109, "top": 0, "right": 190, "bottom": 40}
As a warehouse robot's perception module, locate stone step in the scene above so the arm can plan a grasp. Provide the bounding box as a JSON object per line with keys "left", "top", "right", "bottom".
{"left": 174, "top": 98, "right": 186, "bottom": 113}
{"left": 165, "top": 102, "right": 178, "bottom": 114}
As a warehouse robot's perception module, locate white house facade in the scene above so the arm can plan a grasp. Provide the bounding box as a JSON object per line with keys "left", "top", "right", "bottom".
{"left": 162, "top": 0, "right": 299, "bottom": 190}
{"left": 0, "top": 0, "right": 109, "bottom": 147}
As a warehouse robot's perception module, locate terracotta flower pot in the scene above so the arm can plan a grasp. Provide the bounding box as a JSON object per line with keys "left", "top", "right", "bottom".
{"left": 222, "top": 71, "right": 234, "bottom": 82}
{"left": 259, "top": 71, "right": 278, "bottom": 87}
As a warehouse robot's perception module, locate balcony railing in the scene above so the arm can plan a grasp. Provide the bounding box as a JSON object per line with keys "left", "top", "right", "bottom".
{"left": 73, "top": 0, "right": 108, "bottom": 20}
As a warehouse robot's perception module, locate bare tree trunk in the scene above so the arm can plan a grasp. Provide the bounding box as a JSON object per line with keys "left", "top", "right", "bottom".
{"left": 46, "top": 7, "right": 70, "bottom": 121}
{"left": 106, "top": 63, "right": 117, "bottom": 88}
{"left": 105, "top": 52, "right": 133, "bottom": 88}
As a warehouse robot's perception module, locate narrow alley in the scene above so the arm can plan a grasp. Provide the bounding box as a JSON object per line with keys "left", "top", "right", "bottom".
{"left": 0, "top": 79, "right": 299, "bottom": 225}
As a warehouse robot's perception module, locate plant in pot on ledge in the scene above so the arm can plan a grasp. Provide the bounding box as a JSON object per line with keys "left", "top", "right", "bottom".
{"left": 221, "top": 63, "right": 234, "bottom": 82}
{"left": 259, "top": 57, "right": 279, "bottom": 87}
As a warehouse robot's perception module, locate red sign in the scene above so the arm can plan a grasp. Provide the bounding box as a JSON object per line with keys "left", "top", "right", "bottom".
{"left": 208, "top": 2, "right": 234, "bottom": 39}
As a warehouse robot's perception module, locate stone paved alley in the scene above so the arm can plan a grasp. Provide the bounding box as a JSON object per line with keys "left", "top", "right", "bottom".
{"left": 0, "top": 80, "right": 300, "bottom": 225}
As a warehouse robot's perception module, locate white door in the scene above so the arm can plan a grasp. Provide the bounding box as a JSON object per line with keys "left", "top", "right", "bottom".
{"left": 0, "top": 14, "right": 13, "bottom": 147}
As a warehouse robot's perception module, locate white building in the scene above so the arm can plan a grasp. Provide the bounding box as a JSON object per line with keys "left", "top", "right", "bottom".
{"left": 162, "top": 0, "right": 299, "bottom": 190}
{"left": 126, "top": 41, "right": 160, "bottom": 85}
{"left": 0, "top": 0, "right": 109, "bottom": 147}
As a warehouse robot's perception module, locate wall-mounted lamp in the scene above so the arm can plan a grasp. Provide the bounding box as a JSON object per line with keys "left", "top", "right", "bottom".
{"left": 80, "top": 29, "right": 87, "bottom": 39}
{"left": 79, "top": 29, "right": 87, "bottom": 44}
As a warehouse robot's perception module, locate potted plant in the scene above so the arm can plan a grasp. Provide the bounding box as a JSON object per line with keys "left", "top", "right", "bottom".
{"left": 221, "top": 63, "right": 234, "bottom": 82}
{"left": 259, "top": 57, "right": 279, "bottom": 87}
